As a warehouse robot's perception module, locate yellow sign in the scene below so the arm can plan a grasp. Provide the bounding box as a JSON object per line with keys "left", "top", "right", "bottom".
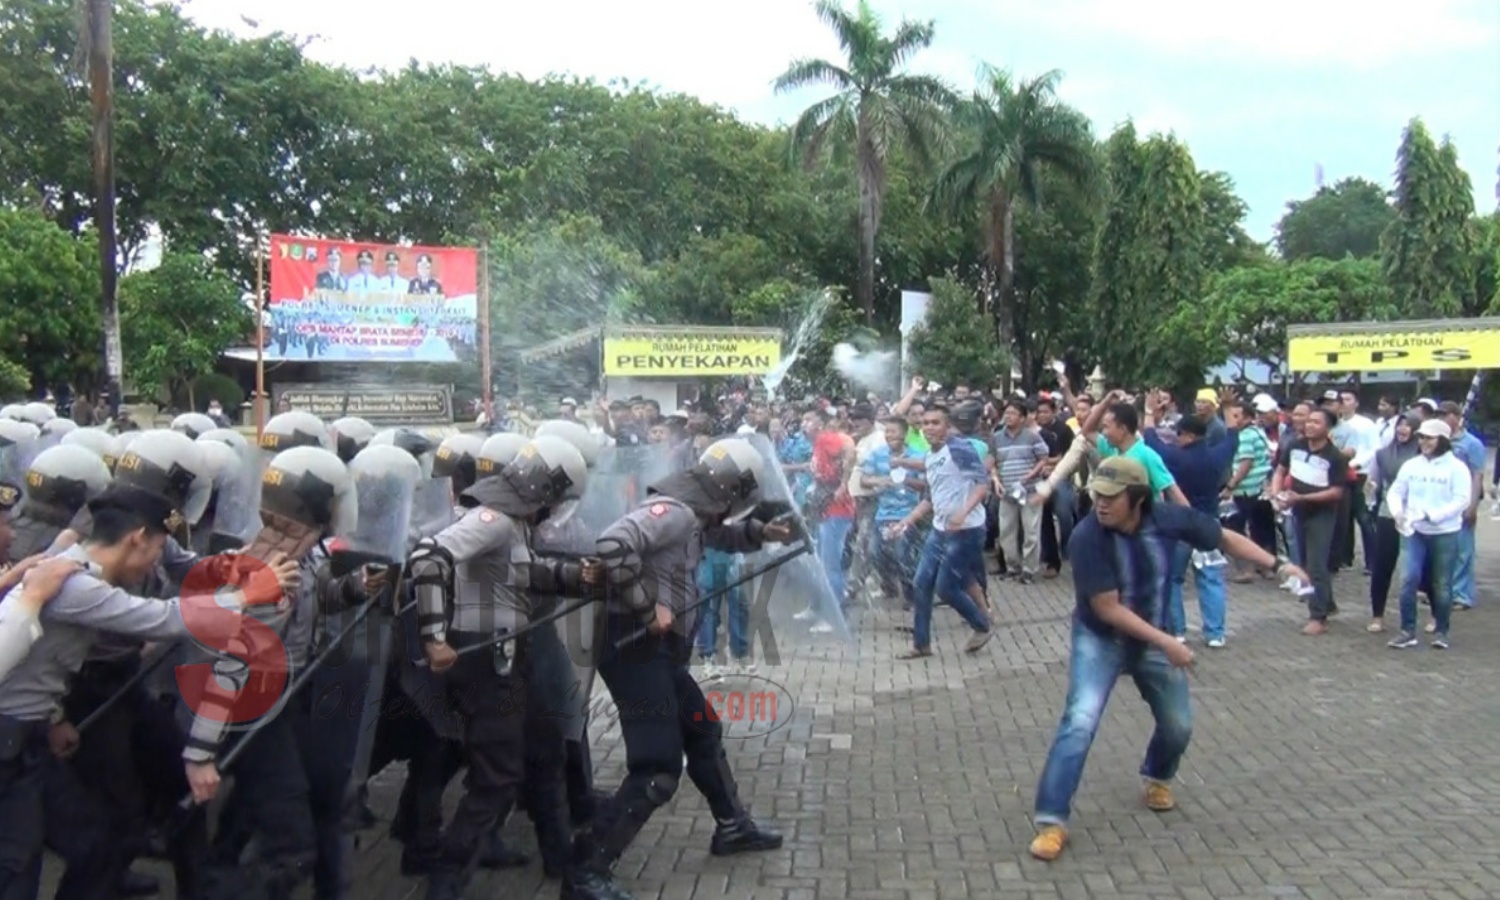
{"left": 604, "top": 336, "right": 781, "bottom": 377}
{"left": 1288, "top": 327, "right": 1500, "bottom": 372}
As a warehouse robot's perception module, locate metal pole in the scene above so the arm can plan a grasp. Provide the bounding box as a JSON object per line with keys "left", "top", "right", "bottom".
{"left": 478, "top": 245, "right": 492, "bottom": 415}
{"left": 255, "top": 238, "right": 266, "bottom": 439}
{"left": 88, "top": 0, "right": 122, "bottom": 419}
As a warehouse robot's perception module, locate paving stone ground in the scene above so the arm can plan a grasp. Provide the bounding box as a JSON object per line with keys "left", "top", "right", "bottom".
{"left": 44, "top": 509, "right": 1500, "bottom": 899}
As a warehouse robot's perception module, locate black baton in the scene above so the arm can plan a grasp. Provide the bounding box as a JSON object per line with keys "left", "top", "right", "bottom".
{"left": 613, "top": 541, "right": 812, "bottom": 649}
{"left": 428, "top": 592, "right": 605, "bottom": 665}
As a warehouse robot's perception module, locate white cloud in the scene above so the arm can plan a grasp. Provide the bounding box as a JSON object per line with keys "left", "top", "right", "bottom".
{"left": 1014, "top": 0, "right": 1497, "bottom": 68}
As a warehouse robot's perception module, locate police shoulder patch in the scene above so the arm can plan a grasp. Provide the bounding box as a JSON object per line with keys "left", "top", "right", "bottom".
{"left": 649, "top": 503, "right": 670, "bottom": 517}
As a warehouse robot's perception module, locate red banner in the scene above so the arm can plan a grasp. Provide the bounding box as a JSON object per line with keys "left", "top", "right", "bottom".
{"left": 265, "top": 235, "right": 479, "bottom": 363}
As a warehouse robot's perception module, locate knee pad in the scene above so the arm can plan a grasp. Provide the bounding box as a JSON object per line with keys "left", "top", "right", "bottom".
{"left": 643, "top": 772, "right": 680, "bottom": 806}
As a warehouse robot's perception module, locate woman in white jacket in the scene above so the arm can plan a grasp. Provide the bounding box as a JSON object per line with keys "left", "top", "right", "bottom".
{"left": 1384, "top": 419, "right": 1472, "bottom": 650}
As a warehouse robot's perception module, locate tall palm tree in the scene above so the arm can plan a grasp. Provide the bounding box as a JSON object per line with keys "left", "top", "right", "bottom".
{"left": 930, "top": 66, "right": 1095, "bottom": 386}
{"left": 775, "top": 0, "right": 952, "bottom": 324}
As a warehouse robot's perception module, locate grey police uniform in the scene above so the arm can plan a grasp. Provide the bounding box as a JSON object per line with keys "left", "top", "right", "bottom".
{"left": 0, "top": 544, "right": 236, "bottom": 899}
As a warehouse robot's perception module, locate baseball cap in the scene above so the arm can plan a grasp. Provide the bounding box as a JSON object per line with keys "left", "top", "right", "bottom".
{"left": 1086, "top": 456, "right": 1149, "bottom": 497}
{"left": 559, "top": 397, "right": 578, "bottom": 408}
{"left": 1417, "top": 419, "right": 1452, "bottom": 439}
{"left": 1320, "top": 389, "right": 1341, "bottom": 403}
{"left": 1437, "top": 400, "right": 1463, "bottom": 417}
{"left": 1252, "top": 393, "right": 1278, "bottom": 414}
{"left": 1414, "top": 398, "right": 1438, "bottom": 412}
{"left": 1195, "top": 388, "right": 1218, "bottom": 403}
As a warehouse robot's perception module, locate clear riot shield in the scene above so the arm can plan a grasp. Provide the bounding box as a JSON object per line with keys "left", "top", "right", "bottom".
{"left": 409, "top": 476, "right": 454, "bottom": 543}
{"left": 206, "top": 447, "right": 261, "bottom": 553}
{"left": 396, "top": 473, "right": 462, "bottom": 739}
{"left": 344, "top": 445, "right": 423, "bottom": 567}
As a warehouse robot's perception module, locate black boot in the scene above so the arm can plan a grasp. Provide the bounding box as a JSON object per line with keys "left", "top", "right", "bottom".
{"left": 115, "top": 868, "right": 161, "bottom": 897}
{"left": 477, "top": 832, "right": 530, "bottom": 870}
{"left": 560, "top": 868, "right": 636, "bottom": 900}
{"left": 709, "top": 813, "right": 783, "bottom": 857}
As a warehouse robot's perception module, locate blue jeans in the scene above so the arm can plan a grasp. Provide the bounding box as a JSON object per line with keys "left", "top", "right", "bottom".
{"left": 1035, "top": 621, "right": 1194, "bottom": 826}
{"left": 695, "top": 547, "right": 749, "bottom": 659}
{"left": 817, "top": 517, "right": 854, "bottom": 620}
{"left": 1167, "top": 542, "right": 1227, "bottom": 641}
{"left": 1051, "top": 481, "right": 1078, "bottom": 557}
{"left": 910, "top": 527, "right": 991, "bottom": 650}
{"left": 1449, "top": 524, "right": 1476, "bottom": 607}
{"left": 1399, "top": 531, "right": 1458, "bottom": 635}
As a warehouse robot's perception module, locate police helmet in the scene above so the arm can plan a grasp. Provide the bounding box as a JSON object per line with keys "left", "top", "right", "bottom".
{"left": 329, "top": 417, "right": 377, "bottom": 463}
{"left": 40, "top": 418, "right": 78, "bottom": 439}
{"left": 112, "top": 429, "right": 214, "bottom": 526}
{"left": 951, "top": 400, "right": 984, "bottom": 433}
{"left": 260, "top": 445, "right": 357, "bottom": 536}
{"left": 432, "top": 433, "right": 484, "bottom": 493}
{"left": 503, "top": 436, "right": 588, "bottom": 511}
{"left": 0, "top": 420, "right": 41, "bottom": 447}
{"left": 370, "top": 428, "right": 436, "bottom": 477}
{"left": 698, "top": 437, "right": 766, "bottom": 521}
{"left": 0, "top": 404, "right": 24, "bottom": 421}
{"left": 196, "top": 440, "right": 242, "bottom": 492}
{"left": 171, "top": 412, "right": 219, "bottom": 440}
{"left": 60, "top": 426, "right": 122, "bottom": 472}
{"left": 476, "top": 432, "right": 529, "bottom": 479}
{"left": 20, "top": 444, "right": 113, "bottom": 525}
{"left": 260, "top": 411, "right": 330, "bottom": 454}
{"left": 196, "top": 428, "right": 248, "bottom": 454}
{"left": 18, "top": 402, "right": 56, "bottom": 426}
{"left": 533, "top": 419, "right": 601, "bottom": 468}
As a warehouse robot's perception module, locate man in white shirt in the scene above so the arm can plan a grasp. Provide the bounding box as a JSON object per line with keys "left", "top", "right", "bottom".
{"left": 1334, "top": 389, "right": 1381, "bottom": 572}
{"left": 844, "top": 404, "right": 886, "bottom": 605}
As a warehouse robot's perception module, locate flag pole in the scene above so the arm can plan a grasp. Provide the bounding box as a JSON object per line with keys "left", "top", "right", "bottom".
{"left": 478, "top": 244, "right": 492, "bottom": 417}
{"left": 254, "top": 236, "right": 266, "bottom": 440}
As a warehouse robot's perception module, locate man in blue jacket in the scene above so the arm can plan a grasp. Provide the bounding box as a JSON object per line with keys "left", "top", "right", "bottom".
{"left": 1143, "top": 412, "right": 1241, "bottom": 647}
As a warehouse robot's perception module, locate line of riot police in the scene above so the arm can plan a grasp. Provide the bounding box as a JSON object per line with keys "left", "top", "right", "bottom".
{"left": 0, "top": 405, "right": 796, "bottom": 900}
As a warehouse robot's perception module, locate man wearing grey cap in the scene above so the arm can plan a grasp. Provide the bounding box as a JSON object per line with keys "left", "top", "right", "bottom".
{"left": 1029, "top": 456, "right": 1309, "bottom": 863}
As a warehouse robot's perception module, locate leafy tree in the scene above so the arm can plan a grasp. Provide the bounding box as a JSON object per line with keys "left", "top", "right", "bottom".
{"left": 1089, "top": 125, "right": 1209, "bottom": 390}
{"left": 1172, "top": 257, "right": 1394, "bottom": 386}
{"left": 119, "top": 253, "right": 250, "bottom": 406}
{"left": 1472, "top": 211, "right": 1500, "bottom": 313}
{"left": 1011, "top": 169, "right": 1101, "bottom": 390}
{"left": 775, "top": 0, "right": 953, "bottom": 324}
{"left": 1274, "top": 177, "right": 1394, "bottom": 262}
{"left": 0, "top": 358, "right": 32, "bottom": 400}
{"left": 928, "top": 66, "right": 1096, "bottom": 390}
{"left": 907, "top": 276, "right": 1007, "bottom": 388}
{"left": 1199, "top": 171, "right": 1266, "bottom": 272}
{"left": 1380, "top": 119, "right": 1476, "bottom": 318}
{"left": 0, "top": 207, "right": 101, "bottom": 393}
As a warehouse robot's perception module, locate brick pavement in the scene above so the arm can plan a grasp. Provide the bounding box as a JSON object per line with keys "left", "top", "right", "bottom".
{"left": 43, "top": 516, "right": 1500, "bottom": 898}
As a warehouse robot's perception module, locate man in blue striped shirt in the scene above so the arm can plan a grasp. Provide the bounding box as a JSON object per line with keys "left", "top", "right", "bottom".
{"left": 1029, "top": 456, "right": 1309, "bottom": 863}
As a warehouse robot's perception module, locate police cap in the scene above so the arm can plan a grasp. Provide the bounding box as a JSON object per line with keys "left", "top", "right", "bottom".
{"left": 87, "top": 485, "right": 183, "bottom": 535}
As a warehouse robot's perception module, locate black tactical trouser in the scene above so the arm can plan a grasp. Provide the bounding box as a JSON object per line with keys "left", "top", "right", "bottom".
{"left": 522, "top": 622, "right": 582, "bottom": 870}
{"left": 65, "top": 661, "right": 205, "bottom": 897}
{"left": 433, "top": 632, "right": 534, "bottom": 884}
{"left": 202, "top": 702, "right": 318, "bottom": 900}
{"left": 370, "top": 667, "right": 464, "bottom": 866}
{"left": 583, "top": 618, "right": 744, "bottom": 870}
{"left": 0, "top": 717, "right": 124, "bottom": 900}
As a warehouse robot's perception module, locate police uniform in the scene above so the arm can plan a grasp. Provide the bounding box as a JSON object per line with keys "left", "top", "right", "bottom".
{"left": 0, "top": 486, "right": 236, "bottom": 900}
{"left": 570, "top": 439, "right": 784, "bottom": 900}
{"left": 408, "top": 437, "right": 599, "bottom": 900}
{"left": 0, "top": 481, "right": 43, "bottom": 682}
{"left": 188, "top": 445, "right": 361, "bottom": 900}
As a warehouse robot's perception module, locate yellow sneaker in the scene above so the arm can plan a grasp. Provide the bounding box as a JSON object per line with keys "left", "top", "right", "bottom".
{"left": 1144, "top": 781, "right": 1176, "bottom": 811}
{"left": 1028, "top": 825, "right": 1068, "bottom": 861}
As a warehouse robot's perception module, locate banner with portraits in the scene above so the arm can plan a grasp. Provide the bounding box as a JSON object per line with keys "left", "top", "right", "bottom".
{"left": 265, "top": 235, "right": 480, "bottom": 363}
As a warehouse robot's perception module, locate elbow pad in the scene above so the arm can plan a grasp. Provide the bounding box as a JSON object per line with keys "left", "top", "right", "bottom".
{"left": 408, "top": 539, "right": 454, "bottom": 639}
{"left": 596, "top": 535, "right": 654, "bottom": 613}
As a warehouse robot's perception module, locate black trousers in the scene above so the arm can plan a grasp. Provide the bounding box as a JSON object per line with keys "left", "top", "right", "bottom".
{"left": 586, "top": 619, "right": 743, "bottom": 866}
{"left": 0, "top": 719, "right": 123, "bottom": 900}
{"left": 434, "top": 632, "right": 533, "bottom": 879}
{"left": 370, "top": 672, "right": 464, "bottom": 865}
{"left": 1234, "top": 495, "right": 1277, "bottom": 555}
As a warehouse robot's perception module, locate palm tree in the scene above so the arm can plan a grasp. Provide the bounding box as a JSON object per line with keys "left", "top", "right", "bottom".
{"left": 774, "top": 0, "right": 952, "bottom": 325}
{"left": 930, "top": 66, "right": 1095, "bottom": 388}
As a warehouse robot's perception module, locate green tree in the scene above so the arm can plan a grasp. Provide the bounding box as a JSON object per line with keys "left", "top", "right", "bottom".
{"left": 1172, "top": 257, "right": 1394, "bottom": 386}
{"left": 1274, "top": 177, "right": 1394, "bottom": 262}
{"left": 907, "top": 276, "right": 1007, "bottom": 388}
{"left": 1473, "top": 211, "right": 1500, "bottom": 313}
{"left": 0, "top": 358, "right": 32, "bottom": 400}
{"left": 774, "top": 0, "right": 953, "bottom": 324}
{"left": 1380, "top": 119, "right": 1476, "bottom": 318}
{"left": 119, "top": 253, "right": 250, "bottom": 406}
{"left": 1199, "top": 171, "right": 1266, "bottom": 272}
{"left": 1011, "top": 170, "right": 1101, "bottom": 390}
{"left": 1089, "top": 125, "right": 1209, "bottom": 390}
{"left": 929, "top": 66, "right": 1096, "bottom": 389}
{"left": 0, "top": 207, "right": 101, "bottom": 392}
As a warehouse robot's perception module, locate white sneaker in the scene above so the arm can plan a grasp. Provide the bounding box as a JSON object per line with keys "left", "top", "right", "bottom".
{"left": 699, "top": 661, "right": 724, "bottom": 681}
{"left": 793, "top": 608, "right": 817, "bottom": 622}
{"left": 1280, "top": 576, "right": 1299, "bottom": 592}
{"left": 809, "top": 621, "right": 835, "bottom": 634}
{"left": 732, "top": 658, "right": 758, "bottom": 676}
{"left": 1207, "top": 638, "right": 1226, "bottom": 649}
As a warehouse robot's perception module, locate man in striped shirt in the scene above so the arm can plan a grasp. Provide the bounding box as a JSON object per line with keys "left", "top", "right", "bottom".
{"left": 1225, "top": 399, "right": 1275, "bottom": 580}
{"left": 992, "top": 400, "right": 1050, "bottom": 582}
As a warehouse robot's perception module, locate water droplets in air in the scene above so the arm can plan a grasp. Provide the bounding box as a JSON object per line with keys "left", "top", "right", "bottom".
{"left": 763, "top": 290, "right": 834, "bottom": 400}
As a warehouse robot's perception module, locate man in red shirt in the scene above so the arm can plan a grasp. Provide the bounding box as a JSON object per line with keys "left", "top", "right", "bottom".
{"left": 807, "top": 409, "right": 855, "bottom": 635}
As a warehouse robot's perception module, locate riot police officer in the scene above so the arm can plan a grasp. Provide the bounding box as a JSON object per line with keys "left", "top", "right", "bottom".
{"left": 408, "top": 437, "right": 605, "bottom": 900}
{"left": 59, "top": 426, "right": 123, "bottom": 472}
{"left": 171, "top": 412, "right": 218, "bottom": 440}
{"left": 568, "top": 438, "right": 791, "bottom": 900}
{"left": 329, "top": 417, "right": 377, "bottom": 464}
{"left": 0, "top": 484, "right": 297, "bottom": 899}
{"left": 6, "top": 445, "right": 112, "bottom": 563}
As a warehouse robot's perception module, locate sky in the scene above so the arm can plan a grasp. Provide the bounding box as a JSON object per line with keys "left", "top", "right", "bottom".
{"left": 181, "top": 0, "right": 1500, "bottom": 241}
